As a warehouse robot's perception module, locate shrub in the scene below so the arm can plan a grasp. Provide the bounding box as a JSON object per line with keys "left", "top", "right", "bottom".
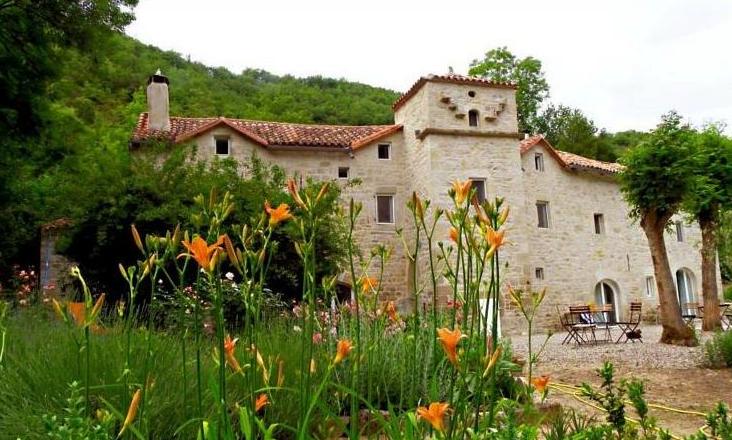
{"left": 724, "top": 285, "right": 732, "bottom": 302}
{"left": 704, "top": 330, "right": 732, "bottom": 368}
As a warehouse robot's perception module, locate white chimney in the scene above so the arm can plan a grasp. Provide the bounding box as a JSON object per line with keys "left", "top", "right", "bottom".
{"left": 146, "top": 69, "right": 170, "bottom": 131}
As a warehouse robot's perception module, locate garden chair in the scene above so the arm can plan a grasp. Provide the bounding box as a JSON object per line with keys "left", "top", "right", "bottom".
{"left": 616, "top": 302, "right": 643, "bottom": 343}
{"left": 568, "top": 305, "right": 597, "bottom": 345}
{"left": 558, "top": 307, "right": 582, "bottom": 345}
{"left": 591, "top": 304, "right": 616, "bottom": 343}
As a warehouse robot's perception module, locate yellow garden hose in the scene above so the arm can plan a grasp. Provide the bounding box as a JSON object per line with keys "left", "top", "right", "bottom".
{"left": 546, "top": 380, "right": 714, "bottom": 440}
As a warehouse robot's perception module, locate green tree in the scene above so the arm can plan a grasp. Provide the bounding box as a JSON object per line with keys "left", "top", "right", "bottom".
{"left": 720, "top": 212, "right": 732, "bottom": 282}
{"left": 468, "top": 47, "right": 549, "bottom": 134}
{"left": 683, "top": 124, "right": 732, "bottom": 330}
{"left": 533, "top": 104, "right": 618, "bottom": 162}
{"left": 619, "top": 111, "right": 696, "bottom": 346}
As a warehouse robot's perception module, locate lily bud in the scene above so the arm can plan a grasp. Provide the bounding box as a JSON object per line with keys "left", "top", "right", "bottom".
{"left": 131, "top": 224, "right": 144, "bottom": 253}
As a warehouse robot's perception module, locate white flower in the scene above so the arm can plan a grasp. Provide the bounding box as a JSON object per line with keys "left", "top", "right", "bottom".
{"left": 293, "top": 325, "right": 302, "bottom": 333}
{"left": 225, "top": 272, "right": 234, "bottom": 281}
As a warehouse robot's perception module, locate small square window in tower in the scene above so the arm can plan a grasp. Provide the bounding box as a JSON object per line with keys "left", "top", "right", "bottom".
{"left": 535, "top": 267, "right": 545, "bottom": 280}
{"left": 376, "top": 195, "right": 394, "bottom": 224}
{"left": 377, "top": 144, "right": 390, "bottom": 160}
{"left": 534, "top": 153, "right": 544, "bottom": 171}
{"left": 338, "top": 167, "right": 349, "bottom": 179}
{"left": 468, "top": 110, "right": 479, "bottom": 127}
{"left": 536, "top": 201, "right": 550, "bottom": 228}
{"left": 215, "top": 137, "right": 230, "bottom": 156}
{"left": 594, "top": 213, "right": 605, "bottom": 234}
{"left": 470, "top": 179, "right": 486, "bottom": 203}
{"left": 675, "top": 221, "right": 684, "bottom": 242}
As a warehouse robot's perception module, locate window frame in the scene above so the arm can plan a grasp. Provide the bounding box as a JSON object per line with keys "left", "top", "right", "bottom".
{"left": 470, "top": 178, "right": 486, "bottom": 204}
{"left": 535, "top": 267, "right": 545, "bottom": 280}
{"left": 645, "top": 275, "right": 656, "bottom": 298}
{"left": 536, "top": 201, "right": 550, "bottom": 229}
{"left": 338, "top": 166, "right": 350, "bottom": 179}
{"left": 214, "top": 136, "right": 231, "bottom": 156}
{"left": 468, "top": 109, "right": 479, "bottom": 127}
{"left": 375, "top": 194, "right": 395, "bottom": 224}
{"left": 534, "top": 152, "right": 545, "bottom": 172}
{"left": 377, "top": 143, "right": 391, "bottom": 160}
{"left": 594, "top": 213, "right": 605, "bottom": 235}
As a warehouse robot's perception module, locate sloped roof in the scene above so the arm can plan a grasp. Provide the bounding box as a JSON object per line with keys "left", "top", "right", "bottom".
{"left": 392, "top": 73, "right": 517, "bottom": 111}
{"left": 520, "top": 135, "right": 624, "bottom": 175}
{"left": 131, "top": 113, "right": 402, "bottom": 151}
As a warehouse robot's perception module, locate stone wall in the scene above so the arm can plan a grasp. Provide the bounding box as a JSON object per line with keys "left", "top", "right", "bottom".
{"left": 179, "top": 78, "right": 719, "bottom": 336}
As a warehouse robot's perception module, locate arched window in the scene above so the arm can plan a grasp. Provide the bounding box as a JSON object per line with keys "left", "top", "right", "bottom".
{"left": 594, "top": 280, "right": 619, "bottom": 322}
{"left": 675, "top": 268, "right": 696, "bottom": 313}
{"left": 468, "top": 110, "right": 479, "bottom": 127}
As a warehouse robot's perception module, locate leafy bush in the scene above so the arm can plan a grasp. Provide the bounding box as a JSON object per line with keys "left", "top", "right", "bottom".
{"left": 704, "top": 330, "right": 732, "bottom": 368}
{"left": 724, "top": 285, "right": 732, "bottom": 302}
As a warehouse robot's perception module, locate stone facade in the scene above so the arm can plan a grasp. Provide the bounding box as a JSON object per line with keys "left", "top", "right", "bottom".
{"left": 130, "top": 73, "right": 722, "bottom": 334}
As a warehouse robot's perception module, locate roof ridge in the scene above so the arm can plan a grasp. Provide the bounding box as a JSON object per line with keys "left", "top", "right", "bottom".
{"left": 169, "top": 114, "right": 395, "bottom": 129}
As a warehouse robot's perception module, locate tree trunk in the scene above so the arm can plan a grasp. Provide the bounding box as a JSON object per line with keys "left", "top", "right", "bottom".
{"left": 641, "top": 212, "right": 697, "bottom": 346}
{"left": 699, "top": 210, "right": 721, "bottom": 331}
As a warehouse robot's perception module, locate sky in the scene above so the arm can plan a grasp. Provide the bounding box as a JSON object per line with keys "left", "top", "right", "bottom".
{"left": 126, "top": 0, "right": 732, "bottom": 133}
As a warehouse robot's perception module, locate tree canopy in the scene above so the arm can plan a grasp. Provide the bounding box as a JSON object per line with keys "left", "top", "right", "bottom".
{"left": 468, "top": 47, "right": 549, "bottom": 134}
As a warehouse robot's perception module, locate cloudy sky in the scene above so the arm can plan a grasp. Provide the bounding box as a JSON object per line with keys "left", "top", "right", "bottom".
{"left": 127, "top": 0, "right": 732, "bottom": 133}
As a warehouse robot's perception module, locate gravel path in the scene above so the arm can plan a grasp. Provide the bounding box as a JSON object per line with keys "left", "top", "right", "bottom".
{"left": 508, "top": 325, "right": 709, "bottom": 370}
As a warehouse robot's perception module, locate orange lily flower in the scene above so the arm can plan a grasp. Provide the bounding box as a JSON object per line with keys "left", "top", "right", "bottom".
{"left": 484, "top": 226, "right": 507, "bottom": 250}
{"left": 437, "top": 328, "right": 466, "bottom": 367}
{"left": 264, "top": 201, "right": 293, "bottom": 227}
{"left": 451, "top": 180, "right": 472, "bottom": 205}
{"left": 449, "top": 227, "right": 459, "bottom": 243}
{"left": 532, "top": 375, "right": 550, "bottom": 394}
{"left": 255, "top": 393, "right": 269, "bottom": 412}
{"left": 118, "top": 388, "right": 142, "bottom": 437}
{"left": 179, "top": 235, "right": 225, "bottom": 272}
{"left": 359, "top": 276, "right": 378, "bottom": 294}
{"left": 224, "top": 335, "right": 242, "bottom": 373}
{"left": 417, "top": 402, "right": 449, "bottom": 433}
{"left": 334, "top": 339, "right": 353, "bottom": 365}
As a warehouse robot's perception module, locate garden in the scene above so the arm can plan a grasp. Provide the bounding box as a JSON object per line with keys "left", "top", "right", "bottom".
{"left": 1, "top": 180, "right": 731, "bottom": 440}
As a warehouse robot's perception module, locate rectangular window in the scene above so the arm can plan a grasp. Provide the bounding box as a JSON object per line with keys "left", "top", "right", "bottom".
{"left": 534, "top": 153, "right": 544, "bottom": 172}
{"left": 338, "top": 167, "right": 349, "bottom": 179}
{"left": 536, "top": 201, "right": 550, "bottom": 228}
{"left": 645, "top": 276, "right": 655, "bottom": 298}
{"left": 594, "top": 213, "right": 605, "bottom": 235}
{"left": 470, "top": 179, "right": 486, "bottom": 203}
{"left": 535, "top": 267, "right": 544, "bottom": 280}
{"left": 675, "top": 221, "right": 684, "bottom": 242}
{"left": 377, "top": 144, "right": 391, "bottom": 160}
{"left": 376, "top": 195, "right": 394, "bottom": 224}
{"left": 215, "top": 137, "right": 230, "bottom": 155}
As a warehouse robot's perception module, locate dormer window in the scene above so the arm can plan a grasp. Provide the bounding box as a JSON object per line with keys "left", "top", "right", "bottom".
{"left": 378, "top": 143, "right": 391, "bottom": 160}
{"left": 215, "top": 137, "right": 230, "bottom": 156}
{"left": 468, "top": 110, "right": 479, "bottom": 127}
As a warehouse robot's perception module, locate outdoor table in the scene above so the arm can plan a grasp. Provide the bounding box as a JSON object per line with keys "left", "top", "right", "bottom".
{"left": 697, "top": 303, "right": 731, "bottom": 330}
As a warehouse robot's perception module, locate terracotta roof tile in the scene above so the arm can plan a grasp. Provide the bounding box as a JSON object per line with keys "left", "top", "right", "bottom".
{"left": 520, "top": 135, "right": 624, "bottom": 175}
{"left": 131, "top": 113, "right": 401, "bottom": 150}
{"left": 392, "top": 73, "right": 516, "bottom": 111}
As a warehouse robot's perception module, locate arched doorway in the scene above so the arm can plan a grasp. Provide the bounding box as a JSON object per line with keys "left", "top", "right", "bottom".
{"left": 594, "top": 280, "right": 619, "bottom": 323}
{"left": 675, "top": 268, "right": 696, "bottom": 314}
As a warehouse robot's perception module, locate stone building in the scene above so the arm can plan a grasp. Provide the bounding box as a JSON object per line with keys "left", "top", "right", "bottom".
{"left": 131, "top": 71, "right": 722, "bottom": 333}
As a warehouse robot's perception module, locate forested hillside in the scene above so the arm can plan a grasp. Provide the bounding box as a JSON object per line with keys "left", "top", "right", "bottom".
{"left": 0, "top": 22, "right": 399, "bottom": 277}
{"left": 53, "top": 33, "right": 399, "bottom": 128}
